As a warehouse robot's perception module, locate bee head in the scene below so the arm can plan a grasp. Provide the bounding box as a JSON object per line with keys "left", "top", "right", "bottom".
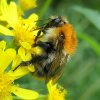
{"left": 45, "top": 16, "right": 68, "bottom": 28}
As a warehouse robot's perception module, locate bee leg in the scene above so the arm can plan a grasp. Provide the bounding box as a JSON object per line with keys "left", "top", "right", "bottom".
{"left": 20, "top": 61, "right": 31, "bottom": 66}
{"left": 34, "top": 30, "right": 42, "bottom": 43}
{"left": 13, "top": 61, "right": 30, "bottom": 71}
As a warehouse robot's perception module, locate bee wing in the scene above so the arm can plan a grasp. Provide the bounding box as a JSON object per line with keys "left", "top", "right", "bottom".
{"left": 51, "top": 64, "right": 64, "bottom": 84}
{"left": 46, "top": 53, "right": 68, "bottom": 84}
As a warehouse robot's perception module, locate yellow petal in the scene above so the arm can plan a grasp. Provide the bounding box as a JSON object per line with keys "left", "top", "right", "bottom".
{"left": 0, "top": 0, "right": 12, "bottom": 26}
{"left": 31, "top": 46, "right": 42, "bottom": 55}
{"left": 0, "top": 49, "right": 16, "bottom": 72}
{"left": 0, "top": 0, "right": 18, "bottom": 28}
{"left": 0, "top": 40, "right": 6, "bottom": 54}
{"left": 28, "top": 13, "right": 38, "bottom": 22}
{"left": 20, "top": 42, "right": 31, "bottom": 50}
{"left": 0, "top": 0, "right": 9, "bottom": 19}
{"left": 0, "top": 40, "right": 6, "bottom": 51}
{"left": 0, "top": 25, "right": 14, "bottom": 36}
{"left": 7, "top": 95, "right": 13, "bottom": 100}
{"left": 12, "top": 55, "right": 22, "bottom": 70}
{"left": 11, "top": 86, "right": 39, "bottom": 99}
{"left": 18, "top": 47, "right": 32, "bottom": 61}
{"left": 47, "top": 80, "right": 56, "bottom": 93}
{"left": 11, "top": 67, "right": 30, "bottom": 79}
{"left": 9, "top": 2, "right": 18, "bottom": 26}
{"left": 27, "top": 64, "right": 35, "bottom": 72}
{"left": 0, "top": 15, "right": 5, "bottom": 21}
{"left": 24, "top": 13, "right": 38, "bottom": 30}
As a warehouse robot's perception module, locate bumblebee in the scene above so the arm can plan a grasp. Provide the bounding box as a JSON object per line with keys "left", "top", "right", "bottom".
{"left": 17, "top": 16, "right": 77, "bottom": 84}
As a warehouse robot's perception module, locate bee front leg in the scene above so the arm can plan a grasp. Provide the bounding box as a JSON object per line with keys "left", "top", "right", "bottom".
{"left": 13, "top": 61, "right": 31, "bottom": 71}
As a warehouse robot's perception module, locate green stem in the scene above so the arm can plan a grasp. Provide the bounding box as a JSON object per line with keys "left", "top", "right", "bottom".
{"left": 39, "top": 0, "right": 52, "bottom": 18}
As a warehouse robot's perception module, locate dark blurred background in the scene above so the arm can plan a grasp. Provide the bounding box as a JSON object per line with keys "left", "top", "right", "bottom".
{"left": 14, "top": 0, "right": 100, "bottom": 100}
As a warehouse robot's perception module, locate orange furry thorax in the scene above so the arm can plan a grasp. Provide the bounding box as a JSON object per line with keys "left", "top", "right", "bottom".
{"left": 58, "top": 24, "right": 77, "bottom": 54}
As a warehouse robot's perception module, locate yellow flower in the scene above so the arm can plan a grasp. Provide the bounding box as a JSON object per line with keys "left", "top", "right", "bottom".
{"left": 0, "top": 41, "right": 39, "bottom": 99}
{"left": 0, "top": 0, "right": 42, "bottom": 62}
{"left": 47, "top": 81, "right": 67, "bottom": 100}
{"left": 19, "top": 0, "right": 37, "bottom": 11}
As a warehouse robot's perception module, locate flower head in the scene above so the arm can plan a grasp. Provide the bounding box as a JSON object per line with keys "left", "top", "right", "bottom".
{"left": 0, "top": 0, "right": 42, "bottom": 62}
{"left": 19, "top": 0, "right": 37, "bottom": 11}
{"left": 0, "top": 41, "right": 39, "bottom": 99}
{"left": 47, "top": 81, "right": 67, "bottom": 100}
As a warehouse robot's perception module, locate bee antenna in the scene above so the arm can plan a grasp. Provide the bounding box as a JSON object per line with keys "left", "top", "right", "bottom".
{"left": 31, "top": 22, "right": 49, "bottom": 31}
{"left": 32, "top": 27, "right": 44, "bottom": 31}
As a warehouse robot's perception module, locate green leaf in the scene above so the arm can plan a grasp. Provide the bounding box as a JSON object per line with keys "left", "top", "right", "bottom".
{"left": 78, "top": 33, "right": 100, "bottom": 56}
{"left": 73, "top": 6, "right": 100, "bottom": 30}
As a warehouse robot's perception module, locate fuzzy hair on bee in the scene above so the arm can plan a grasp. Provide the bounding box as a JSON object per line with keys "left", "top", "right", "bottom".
{"left": 15, "top": 16, "right": 77, "bottom": 84}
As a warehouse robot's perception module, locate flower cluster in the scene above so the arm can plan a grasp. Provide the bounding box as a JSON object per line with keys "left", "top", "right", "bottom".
{"left": 0, "top": 41, "right": 38, "bottom": 99}
{"left": 0, "top": 0, "right": 67, "bottom": 99}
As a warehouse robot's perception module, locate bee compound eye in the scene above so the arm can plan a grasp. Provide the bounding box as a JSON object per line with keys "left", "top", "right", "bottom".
{"left": 55, "top": 18, "right": 61, "bottom": 23}
{"left": 55, "top": 18, "right": 65, "bottom": 26}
